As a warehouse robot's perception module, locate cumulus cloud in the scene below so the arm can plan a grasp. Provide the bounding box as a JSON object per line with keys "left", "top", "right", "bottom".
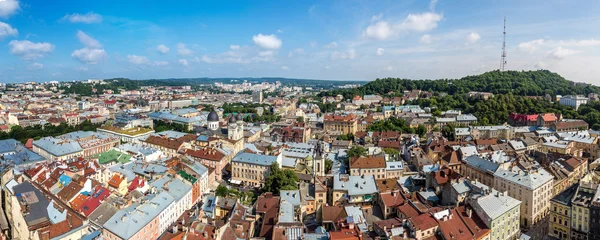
{"left": 324, "top": 41, "right": 338, "bottom": 49}
{"left": 547, "top": 47, "right": 578, "bottom": 59}
{"left": 376, "top": 48, "right": 385, "bottom": 56}
{"left": 62, "top": 12, "right": 102, "bottom": 23}
{"left": 363, "top": 21, "right": 392, "bottom": 40}
{"left": 177, "top": 43, "right": 193, "bottom": 56}
{"left": 363, "top": 12, "right": 443, "bottom": 40}
{"left": 72, "top": 30, "right": 106, "bottom": 64}
{"left": 76, "top": 30, "right": 101, "bottom": 48}
{"left": 230, "top": 45, "right": 240, "bottom": 50}
{"left": 156, "top": 44, "right": 170, "bottom": 54}
{"left": 0, "top": 0, "right": 19, "bottom": 18}
{"left": 420, "top": 34, "right": 432, "bottom": 44}
{"left": 518, "top": 39, "right": 545, "bottom": 52}
{"left": 71, "top": 48, "right": 107, "bottom": 64}
{"left": 0, "top": 21, "right": 17, "bottom": 39}
{"left": 178, "top": 59, "right": 189, "bottom": 66}
{"left": 252, "top": 34, "right": 282, "bottom": 49}
{"left": 466, "top": 32, "right": 480, "bottom": 44}
{"left": 9, "top": 40, "right": 55, "bottom": 60}
{"left": 127, "top": 55, "right": 150, "bottom": 65}
{"left": 331, "top": 49, "right": 356, "bottom": 60}
{"left": 202, "top": 46, "right": 277, "bottom": 64}
{"left": 281, "top": 66, "right": 290, "bottom": 71}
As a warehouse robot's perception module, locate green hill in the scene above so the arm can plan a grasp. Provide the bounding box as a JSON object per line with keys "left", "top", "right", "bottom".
{"left": 321, "top": 70, "right": 599, "bottom": 99}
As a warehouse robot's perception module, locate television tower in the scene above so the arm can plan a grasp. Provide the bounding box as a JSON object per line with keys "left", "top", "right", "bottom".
{"left": 500, "top": 17, "right": 507, "bottom": 71}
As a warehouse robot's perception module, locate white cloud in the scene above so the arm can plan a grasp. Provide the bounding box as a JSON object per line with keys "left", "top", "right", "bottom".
{"left": 547, "top": 47, "right": 578, "bottom": 59}
{"left": 127, "top": 55, "right": 150, "bottom": 65}
{"left": 466, "top": 32, "right": 481, "bottom": 44}
{"left": 331, "top": 49, "right": 356, "bottom": 60}
{"left": 9, "top": 40, "right": 55, "bottom": 60}
{"left": 559, "top": 39, "right": 600, "bottom": 47}
{"left": 0, "top": 0, "right": 19, "bottom": 18}
{"left": 376, "top": 48, "right": 385, "bottom": 56}
{"left": 156, "top": 44, "right": 170, "bottom": 54}
{"left": 30, "top": 62, "right": 43, "bottom": 69}
{"left": 76, "top": 30, "right": 101, "bottom": 48}
{"left": 281, "top": 66, "right": 290, "bottom": 71}
{"left": 429, "top": 0, "right": 438, "bottom": 11}
{"left": 77, "top": 67, "right": 88, "bottom": 72}
{"left": 154, "top": 61, "right": 169, "bottom": 66}
{"left": 178, "top": 59, "right": 189, "bottom": 66}
{"left": 177, "top": 43, "right": 193, "bottom": 56}
{"left": 72, "top": 30, "right": 105, "bottom": 64}
{"left": 230, "top": 45, "right": 240, "bottom": 50}
{"left": 252, "top": 34, "right": 282, "bottom": 49}
{"left": 420, "top": 34, "right": 432, "bottom": 44}
{"left": 363, "top": 12, "right": 442, "bottom": 40}
{"left": 0, "top": 21, "right": 17, "bottom": 39}
{"left": 518, "top": 39, "right": 545, "bottom": 52}
{"left": 62, "top": 12, "right": 102, "bottom": 23}
{"left": 71, "top": 48, "right": 107, "bottom": 64}
{"left": 288, "top": 48, "right": 305, "bottom": 57}
{"left": 385, "top": 66, "right": 395, "bottom": 71}
{"left": 363, "top": 21, "right": 392, "bottom": 40}
{"left": 324, "top": 41, "right": 338, "bottom": 49}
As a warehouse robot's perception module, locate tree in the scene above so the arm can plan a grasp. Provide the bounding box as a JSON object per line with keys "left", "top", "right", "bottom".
{"left": 383, "top": 148, "right": 399, "bottom": 156}
{"left": 324, "top": 159, "right": 333, "bottom": 174}
{"left": 296, "top": 116, "right": 304, "bottom": 123}
{"left": 263, "top": 163, "right": 299, "bottom": 194}
{"left": 336, "top": 133, "right": 354, "bottom": 141}
{"left": 346, "top": 146, "right": 367, "bottom": 158}
{"left": 215, "top": 185, "right": 229, "bottom": 197}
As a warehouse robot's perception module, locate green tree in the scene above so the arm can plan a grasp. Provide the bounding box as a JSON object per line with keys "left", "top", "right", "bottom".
{"left": 346, "top": 146, "right": 367, "bottom": 158}
{"left": 215, "top": 185, "right": 229, "bottom": 197}
{"left": 324, "top": 159, "right": 333, "bottom": 174}
{"left": 263, "top": 163, "right": 299, "bottom": 194}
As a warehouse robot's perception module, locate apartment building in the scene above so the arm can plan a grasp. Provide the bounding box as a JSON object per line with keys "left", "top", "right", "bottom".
{"left": 323, "top": 114, "right": 358, "bottom": 135}
{"left": 349, "top": 155, "right": 386, "bottom": 179}
{"left": 332, "top": 174, "right": 377, "bottom": 204}
{"left": 494, "top": 167, "right": 554, "bottom": 229}
{"left": 231, "top": 152, "right": 283, "bottom": 188}
{"left": 549, "top": 184, "right": 578, "bottom": 240}
{"left": 470, "top": 189, "right": 521, "bottom": 240}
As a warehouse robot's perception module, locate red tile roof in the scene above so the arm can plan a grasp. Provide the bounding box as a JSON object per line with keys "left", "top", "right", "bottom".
{"left": 410, "top": 213, "right": 438, "bottom": 231}
{"left": 108, "top": 173, "right": 124, "bottom": 188}
{"left": 81, "top": 186, "right": 111, "bottom": 216}
{"left": 350, "top": 155, "right": 386, "bottom": 169}
{"left": 185, "top": 148, "right": 226, "bottom": 161}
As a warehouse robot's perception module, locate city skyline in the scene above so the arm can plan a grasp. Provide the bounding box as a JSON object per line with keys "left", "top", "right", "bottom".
{"left": 1, "top": 0, "right": 600, "bottom": 83}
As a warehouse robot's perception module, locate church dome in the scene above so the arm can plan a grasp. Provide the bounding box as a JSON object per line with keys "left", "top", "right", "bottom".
{"left": 207, "top": 111, "right": 219, "bottom": 122}
{"left": 228, "top": 115, "right": 237, "bottom": 123}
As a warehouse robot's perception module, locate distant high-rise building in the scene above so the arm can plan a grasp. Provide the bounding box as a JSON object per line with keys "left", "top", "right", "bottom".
{"left": 78, "top": 101, "right": 90, "bottom": 110}
{"left": 252, "top": 91, "right": 263, "bottom": 104}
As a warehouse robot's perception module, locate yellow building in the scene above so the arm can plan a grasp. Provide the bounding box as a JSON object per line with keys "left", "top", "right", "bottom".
{"left": 231, "top": 152, "right": 282, "bottom": 188}
{"left": 549, "top": 184, "right": 577, "bottom": 240}
{"left": 323, "top": 114, "right": 358, "bottom": 135}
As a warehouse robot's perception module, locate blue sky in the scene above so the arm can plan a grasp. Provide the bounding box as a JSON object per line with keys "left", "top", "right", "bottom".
{"left": 1, "top": 0, "right": 600, "bottom": 83}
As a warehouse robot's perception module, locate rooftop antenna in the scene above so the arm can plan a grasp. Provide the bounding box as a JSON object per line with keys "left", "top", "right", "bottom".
{"left": 500, "top": 17, "right": 507, "bottom": 71}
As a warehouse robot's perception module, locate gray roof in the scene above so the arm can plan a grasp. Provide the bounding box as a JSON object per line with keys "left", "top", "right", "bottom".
{"left": 280, "top": 190, "right": 302, "bottom": 206}
{"left": 473, "top": 191, "right": 521, "bottom": 220}
{"left": 33, "top": 137, "right": 82, "bottom": 157}
{"left": 12, "top": 181, "right": 50, "bottom": 227}
{"left": 333, "top": 175, "right": 377, "bottom": 196}
{"left": 103, "top": 192, "right": 174, "bottom": 239}
{"left": 386, "top": 161, "right": 404, "bottom": 171}
{"left": 278, "top": 200, "right": 295, "bottom": 223}
{"left": 150, "top": 176, "right": 192, "bottom": 201}
{"left": 456, "top": 114, "right": 478, "bottom": 121}
{"left": 232, "top": 152, "right": 279, "bottom": 166}
{"left": 494, "top": 167, "right": 554, "bottom": 190}
{"left": 464, "top": 155, "right": 500, "bottom": 174}
{"left": 153, "top": 130, "right": 189, "bottom": 139}
{"left": 0, "top": 139, "right": 46, "bottom": 166}
{"left": 88, "top": 201, "right": 118, "bottom": 226}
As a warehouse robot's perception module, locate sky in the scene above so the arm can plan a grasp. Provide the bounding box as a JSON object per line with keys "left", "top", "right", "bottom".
{"left": 1, "top": 0, "right": 600, "bottom": 83}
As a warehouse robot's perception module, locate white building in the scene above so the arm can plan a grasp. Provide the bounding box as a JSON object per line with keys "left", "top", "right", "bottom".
{"left": 559, "top": 95, "right": 588, "bottom": 110}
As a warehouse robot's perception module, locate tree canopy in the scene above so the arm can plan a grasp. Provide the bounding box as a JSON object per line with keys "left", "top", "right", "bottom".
{"left": 263, "top": 163, "right": 299, "bottom": 194}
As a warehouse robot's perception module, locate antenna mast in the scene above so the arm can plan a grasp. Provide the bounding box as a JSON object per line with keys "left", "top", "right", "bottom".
{"left": 500, "top": 17, "right": 507, "bottom": 71}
